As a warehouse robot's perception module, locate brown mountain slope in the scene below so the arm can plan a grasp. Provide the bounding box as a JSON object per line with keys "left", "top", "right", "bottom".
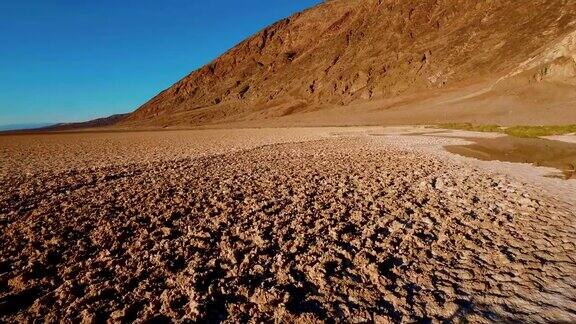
{"left": 40, "top": 114, "right": 129, "bottom": 131}
{"left": 121, "top": 0, "right": 576, "bottom": 127}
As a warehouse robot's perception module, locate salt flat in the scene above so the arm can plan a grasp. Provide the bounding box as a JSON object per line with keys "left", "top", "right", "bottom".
{"left": 1, "top": 127, "right": 574, "bottom": 322}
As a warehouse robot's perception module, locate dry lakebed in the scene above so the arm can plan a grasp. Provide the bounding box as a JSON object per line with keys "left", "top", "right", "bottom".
{"left": 0, "top": 127, "right": 575, "bottom": 322}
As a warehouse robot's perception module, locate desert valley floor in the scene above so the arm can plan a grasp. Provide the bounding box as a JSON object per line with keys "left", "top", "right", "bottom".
{"left": 1, "top": 127, "right": 575, "bottom": 322}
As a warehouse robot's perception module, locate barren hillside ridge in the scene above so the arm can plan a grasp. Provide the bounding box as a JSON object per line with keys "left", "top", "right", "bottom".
{"left": 121, "top": 0, "right": 576, "bottom": 127}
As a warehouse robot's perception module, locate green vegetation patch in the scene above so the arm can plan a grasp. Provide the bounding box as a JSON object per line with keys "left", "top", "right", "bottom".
{"left": 504, "top": 125, "right": 576, "bottom": 138}
{"left": 434, "top": 123, "right": 576, "bottom": 138}
{"left": 436, "top": 123, "right": 503, "bottom": 133}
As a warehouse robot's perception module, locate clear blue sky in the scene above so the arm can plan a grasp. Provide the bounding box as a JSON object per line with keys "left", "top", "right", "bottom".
{"left": 0, "top": 0, "right": 321, "bottom": 125}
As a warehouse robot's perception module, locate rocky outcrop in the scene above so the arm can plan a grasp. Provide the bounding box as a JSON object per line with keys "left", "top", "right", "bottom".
{"left": 495, "top": 30, "right": 576, "bottom": 88}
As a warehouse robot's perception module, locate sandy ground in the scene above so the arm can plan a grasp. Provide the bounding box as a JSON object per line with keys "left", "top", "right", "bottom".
{"left": 1, "top": 127, "right": 575, "bottom": 322}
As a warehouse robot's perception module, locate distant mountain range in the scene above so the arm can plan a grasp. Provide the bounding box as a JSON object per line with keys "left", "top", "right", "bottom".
{"left": 0, "top": 114, "right": 128, "bottom": 133}
{"left": 0, "top": 123, "right": 55, "bottom": 131}
{"left": 38, "top": 114, "right": 129, "bottom": 131}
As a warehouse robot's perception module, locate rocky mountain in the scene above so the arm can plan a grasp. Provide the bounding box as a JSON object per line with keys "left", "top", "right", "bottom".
{"left": 120, "top": 0, "right": 576, "bottom": 127}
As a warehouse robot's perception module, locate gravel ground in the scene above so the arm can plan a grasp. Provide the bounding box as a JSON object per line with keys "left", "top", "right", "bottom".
{"left": 1, "top": 129, "right": 575, "bottom": 322}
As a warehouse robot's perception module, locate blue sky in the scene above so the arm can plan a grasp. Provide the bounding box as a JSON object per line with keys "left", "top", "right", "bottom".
{"left": 0, "top": 0, "right": 321, "bottom": 125}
